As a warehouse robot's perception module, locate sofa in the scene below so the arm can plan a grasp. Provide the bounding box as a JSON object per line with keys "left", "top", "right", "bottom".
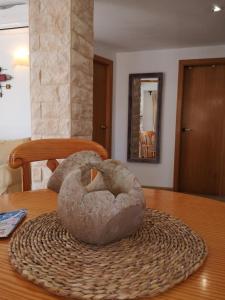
{"left": 0, "top": 138, "right": 30, "bottom": 195}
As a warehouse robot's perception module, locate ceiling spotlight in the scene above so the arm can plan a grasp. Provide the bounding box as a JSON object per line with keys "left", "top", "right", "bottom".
{"left": 212, "top": 4, "right": 222, "bottom": 12}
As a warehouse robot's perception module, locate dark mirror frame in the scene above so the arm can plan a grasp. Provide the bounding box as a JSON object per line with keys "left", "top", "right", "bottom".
{"left": 127, "top": 72, "right": 163, "bottom": 163}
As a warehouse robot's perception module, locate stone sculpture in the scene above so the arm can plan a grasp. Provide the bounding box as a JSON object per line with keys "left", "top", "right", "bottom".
{"left": 48, "top": 151, "right": 145, "bottom": 245}
{"left": 47, "top": 151, "right": 102, "bottom": 192}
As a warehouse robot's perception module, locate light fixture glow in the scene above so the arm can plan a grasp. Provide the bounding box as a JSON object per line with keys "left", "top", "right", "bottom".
{"left": 212, "top": 4, "right": 222, "bottom": 12}
{"left": 14, "top": 47, "right": 29, "bottom": 66}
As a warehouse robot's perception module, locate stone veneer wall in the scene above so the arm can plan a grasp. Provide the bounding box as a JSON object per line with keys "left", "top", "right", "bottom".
{"left": 29, "top": 0, "right": 93, "bottom": 189}
{"left": 71, "top": 1, "right": 93, "bottom": 139}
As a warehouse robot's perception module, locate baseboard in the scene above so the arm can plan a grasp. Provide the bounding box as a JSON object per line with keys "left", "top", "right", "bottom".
{"left": 142, "top": 185, "right": 173, "bottom": 191}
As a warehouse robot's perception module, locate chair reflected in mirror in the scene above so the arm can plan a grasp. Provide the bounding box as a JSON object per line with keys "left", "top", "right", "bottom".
{"left": 139, "top": 130, "right": 156, "bottom": 159}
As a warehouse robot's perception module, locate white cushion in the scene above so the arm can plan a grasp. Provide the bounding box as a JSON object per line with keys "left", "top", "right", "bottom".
{"left": 0, "top": 163, "right": 12, "bottom": 195}
{"left": 0, "top": 138, "right": 30, "bottom": 194}
{"left": 0, "top": 138, "right": 30, "bottom": 163}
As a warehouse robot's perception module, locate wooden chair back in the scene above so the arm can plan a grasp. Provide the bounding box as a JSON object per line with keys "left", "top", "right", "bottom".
{"left": 9, "top": 138, "right": 108, "bottom": 191}
{"left": 139, "top": 131, "right": 156, "bottom": 158}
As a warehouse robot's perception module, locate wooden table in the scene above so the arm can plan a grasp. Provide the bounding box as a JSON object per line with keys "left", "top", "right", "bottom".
{"left": 0, "top": 189, "right": 225, "bottom": 300}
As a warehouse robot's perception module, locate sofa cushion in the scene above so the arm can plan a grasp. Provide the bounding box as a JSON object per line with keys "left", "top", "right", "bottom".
{"left": 0, "top": 163, "right": 12, "bottom": 195}
{"left": 0, "top": 138, "right": 30, "bottom": 194}
{"left": 0, "top": 138, "right": 30, "bottom": 163}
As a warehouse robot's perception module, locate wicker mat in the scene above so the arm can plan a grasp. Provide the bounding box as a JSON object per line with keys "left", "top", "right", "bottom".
{"left": 9, "top": 209, "right": 207, "bottom": 300}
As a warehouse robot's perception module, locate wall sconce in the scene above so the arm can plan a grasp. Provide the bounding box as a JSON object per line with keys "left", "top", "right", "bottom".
{"left": 14, "top": 47, "right": 29, "bottom": 66}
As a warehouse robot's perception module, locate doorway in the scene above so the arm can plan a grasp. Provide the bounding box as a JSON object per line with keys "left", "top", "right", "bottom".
{"left": 174, "top": 58, "right": 225, "bottom": 196}
{"left": 93, "top": 55, "right": 113, "bottom": 157}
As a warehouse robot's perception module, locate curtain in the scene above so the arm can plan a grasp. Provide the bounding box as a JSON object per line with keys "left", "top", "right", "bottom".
{"left": 151, "top": 91, "right": 158, "bottom": 132}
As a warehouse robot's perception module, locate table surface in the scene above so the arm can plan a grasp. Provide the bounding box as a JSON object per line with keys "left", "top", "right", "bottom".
{"left": 0, "top": 189, "right": 225, "bottom": 300}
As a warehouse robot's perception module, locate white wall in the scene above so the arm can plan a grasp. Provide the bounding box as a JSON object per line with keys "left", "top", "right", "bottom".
{"left": 114, "top": 45, "right": 225, "bottom": 187}
{"left": 0, "top": 28, "right": 30, "bottom": 140}
{"left": 95, "top": 42, "right": 116, "bottom": 62}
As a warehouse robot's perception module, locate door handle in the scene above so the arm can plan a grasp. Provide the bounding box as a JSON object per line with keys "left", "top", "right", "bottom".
{"left": 182, "top": 128, "right": 192, "bottom": 132}
{"left": 100, "top": 124, "right": 107, "bottom": 130}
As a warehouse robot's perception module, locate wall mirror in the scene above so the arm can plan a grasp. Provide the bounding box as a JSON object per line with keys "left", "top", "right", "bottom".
{"left": 127, "top": 73, "right": 163, "bottom": 163}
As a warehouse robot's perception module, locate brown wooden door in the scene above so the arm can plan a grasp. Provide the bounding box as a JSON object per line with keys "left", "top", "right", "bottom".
{"left": 93, "top": 55, "right": 113, "bottom": 156}
{"left": 179, "top": 63, "right": 225, "bottom": 195}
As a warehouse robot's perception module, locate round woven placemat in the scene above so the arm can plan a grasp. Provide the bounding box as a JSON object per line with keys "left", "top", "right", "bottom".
{"left": 9, "top": 209, "right": 207, "bottom": 300}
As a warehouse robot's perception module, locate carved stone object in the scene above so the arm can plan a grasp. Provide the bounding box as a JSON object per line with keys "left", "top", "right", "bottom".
{"left": 47, "top": 151, "right": 102, "bottom": 192}
{"left": 48, "top": 152, "right": 145, "bottom": 245}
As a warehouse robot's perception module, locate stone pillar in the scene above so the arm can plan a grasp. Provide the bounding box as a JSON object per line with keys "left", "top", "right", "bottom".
{"left": 29, "top": 0, "right": 94, "bottom": 189}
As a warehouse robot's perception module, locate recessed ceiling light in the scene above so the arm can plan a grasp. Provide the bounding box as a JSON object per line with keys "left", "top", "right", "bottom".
{"left": 212, "top": 4, "right": 222, "bottom": 12}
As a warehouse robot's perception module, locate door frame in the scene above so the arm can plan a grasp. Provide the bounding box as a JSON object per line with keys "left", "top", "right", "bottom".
{"left": 174, "top": 57, "right": 225, "bottom": 191}
{"left": 93, "top": 54, "right": 113, "bottom": 157}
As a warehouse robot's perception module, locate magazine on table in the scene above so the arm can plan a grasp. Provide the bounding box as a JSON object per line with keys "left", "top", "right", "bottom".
{"left": 0, "top": 209, "right": 27, "bottom": 238}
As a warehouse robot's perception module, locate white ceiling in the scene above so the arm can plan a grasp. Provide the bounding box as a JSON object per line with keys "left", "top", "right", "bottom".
{"left": 0, "top": 0, "right": 225, "bottom": 52}
{"left": 0, "top": 0, "right": 28, "bottom": 29}
{"left": 0, "top": 0, "right": 27, "bottom": 7}
{"left": 94, "top": 0, "right": 225, "bottom": 51}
